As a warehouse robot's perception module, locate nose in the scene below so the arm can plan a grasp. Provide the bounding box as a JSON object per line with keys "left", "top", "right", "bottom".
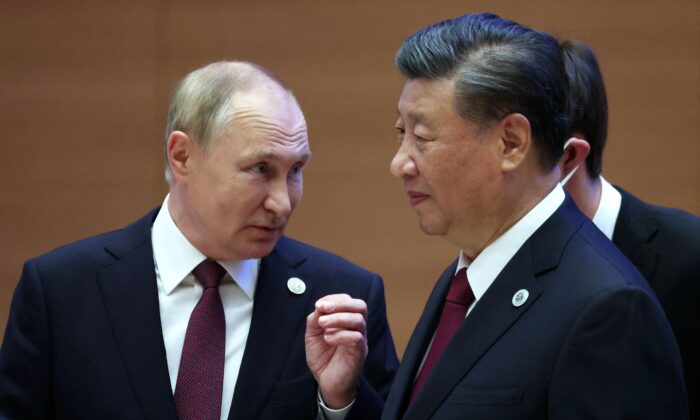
{"left": 390, "top": 144, "right": 417, "bottom": 178}
{"left": 265, "top": 180, "right": 292, "bottom": 218}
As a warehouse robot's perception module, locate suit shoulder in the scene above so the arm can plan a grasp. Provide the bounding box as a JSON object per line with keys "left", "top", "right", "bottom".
{"left": 567, "top": 221, "right": 652, "bottom": 293}
{"left": 651, "top": 203, "right": 700, "bottom": 241}
{"left": 28, "top": 208, "right": 157, "bottom": 272}
{"left": 620, "top": 190, "right": 700, "bottom": 267}
{"left": 535, "top": 222, "right": 663, "bottom": 333}
{"left": 619, "top": 187, "right": 700, "bottom": 239}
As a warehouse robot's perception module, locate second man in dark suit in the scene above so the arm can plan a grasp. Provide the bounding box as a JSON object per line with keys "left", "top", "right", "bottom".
{"left": 557, "top": 38, "right": 700, "bottom": 415}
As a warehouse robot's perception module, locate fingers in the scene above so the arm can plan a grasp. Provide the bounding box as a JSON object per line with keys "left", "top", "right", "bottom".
{"left": 321, "top": 329, "right": 367, "bottom": 349}
{"left": 314, "top": 294, "right": 368, "bottom": 318}
{"left": 305, "top": 294, "right": 368, "bottom": 409}
{"left": 306, "top": 310, "right": 323, "bottom": 336}
{"left": 318, "top": 312, "right": 366, "bottom": 334}
{"left": 308, "top": 294, "right": 368, "bottom": 345}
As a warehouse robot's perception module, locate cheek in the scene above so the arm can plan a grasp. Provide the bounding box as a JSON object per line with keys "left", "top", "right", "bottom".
{"left": 214, "top": 179, "right": 262, "bottom": 213}
{"left": 288, "top": 181, "right": 303, "bottom": 208}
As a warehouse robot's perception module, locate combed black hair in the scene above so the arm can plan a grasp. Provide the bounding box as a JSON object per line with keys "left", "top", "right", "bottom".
{"left": 397, "top": 13, "right": 570, "bottom": 170}
{"left": 561, "top": 39, "right": 608, "bottom": 177}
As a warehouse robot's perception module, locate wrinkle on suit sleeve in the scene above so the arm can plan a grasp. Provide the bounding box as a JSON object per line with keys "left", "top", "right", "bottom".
{"left": 548, "top": 285, "right": 688, "bottom": 419}
{"left": 0, "top": 260, "right": 53, "bottom": 419}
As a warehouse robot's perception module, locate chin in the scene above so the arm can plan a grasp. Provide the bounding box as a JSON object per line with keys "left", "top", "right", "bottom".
{"left": 244, "top": 240, "right": 280, "bottom": 259}
{"left": 417, "top": 218, "right": 448, "bottom": 237}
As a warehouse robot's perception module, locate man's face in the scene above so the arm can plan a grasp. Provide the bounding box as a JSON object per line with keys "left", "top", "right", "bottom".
{"left": 390, "top": 78, "right": 502, "bottom": 248}
{"left": 180, "top": 89, "right": 310, "bottom": 260}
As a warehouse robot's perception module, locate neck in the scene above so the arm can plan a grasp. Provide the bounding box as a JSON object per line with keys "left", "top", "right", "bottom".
{"left": 563, "top": 168, "right": 601, "bottom": 219}
{"left": 458, "top": 169, "right": 560, "bottom": 260}
{"left": 167, "top": 184, "right": 214, "bottom": 259}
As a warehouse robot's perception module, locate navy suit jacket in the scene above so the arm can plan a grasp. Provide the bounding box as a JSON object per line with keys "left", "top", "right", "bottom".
{"left": 0, "top": 207, "right": 398, "bottom": 419}
{"left": 382, "top": 198, "right": 688, "bottom": 419}
{"left": 613, "top": 187, "right": 700, "bottom": 416}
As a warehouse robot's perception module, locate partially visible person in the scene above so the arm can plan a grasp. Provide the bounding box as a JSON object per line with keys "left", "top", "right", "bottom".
{"left": 0, "top": 61, "right": 398, "bottom": 420}
{"left": 558, "top": 38, "right": 700, "bottom": 416}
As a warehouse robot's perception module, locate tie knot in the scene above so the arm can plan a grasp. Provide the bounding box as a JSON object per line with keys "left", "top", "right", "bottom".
{"left": 192, "top": 260, "right": 226, "bottom": 289}
{"left": 446, "top": 267, "right": 472, "bottom": 306}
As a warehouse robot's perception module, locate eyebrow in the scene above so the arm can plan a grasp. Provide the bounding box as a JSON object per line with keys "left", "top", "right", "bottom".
{"left": 259, "top": 150, "right": 312, "bottom": 162}
{"left": 396, "top": 108, "right": 426, "bottom": 124}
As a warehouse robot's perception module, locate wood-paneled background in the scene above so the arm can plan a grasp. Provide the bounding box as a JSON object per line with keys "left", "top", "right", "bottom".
{"left": 1, "top": 0, "right": 698, "bottom": 355}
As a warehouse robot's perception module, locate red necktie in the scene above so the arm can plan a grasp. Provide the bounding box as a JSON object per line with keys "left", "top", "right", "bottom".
{"left": 174, "top": 260, "right": 227, "bottom": 420}
{"left": 409, "top": 267, "right": 474, "bottom": 402}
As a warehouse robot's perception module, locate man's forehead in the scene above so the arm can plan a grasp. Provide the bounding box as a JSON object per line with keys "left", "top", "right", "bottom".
{"left": 227, "top": 88, "right": 306, "bottom": 131}
{"left": 231, "top": 86, "right": 300, "bottom": 113}
{"left": 229, "top": 110, "right": 307, "bottom": 143}
{"left": 397, "top": 78, "right": 456, "bottom": 121}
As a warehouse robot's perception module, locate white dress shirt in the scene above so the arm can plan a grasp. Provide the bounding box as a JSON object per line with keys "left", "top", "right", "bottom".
{"left": 591, "top": 176, "right": 622, "bottom": 240}
{"left": 152, "top": 195, "right": 259, "bottom": 420}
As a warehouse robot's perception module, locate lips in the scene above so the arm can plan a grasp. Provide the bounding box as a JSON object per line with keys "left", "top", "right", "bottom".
{"left": 406, "top": 190, "right": 429, "bottom": 206}
{"left": 250, "top": 224, "right": 284, "bottom": 239}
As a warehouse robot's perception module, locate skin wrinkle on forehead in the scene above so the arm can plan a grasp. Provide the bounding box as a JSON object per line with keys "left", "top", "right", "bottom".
{"left": 230, "top": 108, "right": 308, "bottom": 146}
{"left": 397, "top": 110, "right": 428, "bottom": 127}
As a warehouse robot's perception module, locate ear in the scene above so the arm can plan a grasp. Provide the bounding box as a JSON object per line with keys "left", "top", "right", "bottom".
{"left": 559, "top": 137, "right": 590, "bottom": 177}
{"left": 497, "top": 113, "right": 531, "bottom": 172}
{"left": 166, "top": 131, "right": 198, "bottom": 182}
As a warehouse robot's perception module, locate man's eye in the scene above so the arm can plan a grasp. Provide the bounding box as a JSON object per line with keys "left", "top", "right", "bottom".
{"left": 396, "top": 127, "right": 405, "bottom": 143}
{"left": 254, "top": 164, "right": 268, "bottom": 174}
{"left": 290, "top": 164, "right": 302, "bottom": 175}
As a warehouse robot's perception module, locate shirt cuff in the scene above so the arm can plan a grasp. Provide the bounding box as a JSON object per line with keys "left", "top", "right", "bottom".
{"left": 317, "top": 390, "right": 354, "bottom": 420}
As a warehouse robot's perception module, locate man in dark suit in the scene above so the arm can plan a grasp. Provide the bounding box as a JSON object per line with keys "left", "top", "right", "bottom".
{"left": 356, "top": 13, "right": 684, "bottom": 419}
{"left": 557, "top": 39, "right": 700, "bottom": 416}
{"left": 0, "top": 61, "right": 398, "bottom": 419}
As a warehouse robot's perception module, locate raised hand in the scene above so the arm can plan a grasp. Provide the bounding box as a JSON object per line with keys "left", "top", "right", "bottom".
{"left": 305, "top": 294, "right": 368, "bottom": 409}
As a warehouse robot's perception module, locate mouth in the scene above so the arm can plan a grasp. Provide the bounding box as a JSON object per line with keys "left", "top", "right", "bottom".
{"left": 250, "top": 224, "right": 284, "bottom": 239}
{"left": 406, "top": 190, "right": 429, "bottom": 206}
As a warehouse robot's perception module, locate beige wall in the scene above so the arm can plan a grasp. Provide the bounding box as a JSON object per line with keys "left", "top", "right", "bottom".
{"left": 1, "top": 0, "right": 698, "bottom": 355}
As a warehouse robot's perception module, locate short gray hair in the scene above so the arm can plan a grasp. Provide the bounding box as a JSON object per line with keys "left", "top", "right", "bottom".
{"left": 163, "top": 61, "right": 291, "bottom": 182}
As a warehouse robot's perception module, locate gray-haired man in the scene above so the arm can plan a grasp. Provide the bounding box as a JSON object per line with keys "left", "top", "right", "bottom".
{"left": 0, "top": 61, "right": 398, "bottom": 420}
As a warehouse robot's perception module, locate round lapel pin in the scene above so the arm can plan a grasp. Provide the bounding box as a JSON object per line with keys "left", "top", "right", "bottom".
{"left": 287, "top": 277, "right": 306, "bottom": 295}
{"left": 512, "top": 289, "right": 529, "bottom": 307}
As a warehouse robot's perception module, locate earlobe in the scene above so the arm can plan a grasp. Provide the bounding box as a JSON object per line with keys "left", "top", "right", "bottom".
{"left": 499, "top": 113, "right": 531, "bottom": 172}
{"left": 167, "top": 131, "right": 195, "bottom": 181}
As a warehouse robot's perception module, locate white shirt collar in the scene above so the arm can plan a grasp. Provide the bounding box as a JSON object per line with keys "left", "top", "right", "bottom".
{"left": 456, "top": 185, "right": 565, "bottom": 301}
{"left": 152, "top": 194, "right": 259, "bottom": 299}
{"left": 591, "top": 176, "right": 622, "bottom": 240}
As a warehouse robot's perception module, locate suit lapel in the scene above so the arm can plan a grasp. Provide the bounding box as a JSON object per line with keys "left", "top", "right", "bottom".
{"left": 404, "top": 248, "right": 542, "bottom": 420}
{"left": 612, "top": 187, "right": 659, "bottom": 282}
{"left": 228, "top": 239, "right": 315, "bottom": 419}
{"left": 382, "top": 262, "right": 457, "bottom": 420}
{"left": 97, "top": 208, "right": 178, "bottom": 420}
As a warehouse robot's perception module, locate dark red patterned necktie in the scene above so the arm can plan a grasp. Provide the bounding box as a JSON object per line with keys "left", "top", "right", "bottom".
{"left": 409, "top": 267, "right": 473, "bottom": 403}
{"left": 174, "top": 260, "right": 227, "bottom": 420}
